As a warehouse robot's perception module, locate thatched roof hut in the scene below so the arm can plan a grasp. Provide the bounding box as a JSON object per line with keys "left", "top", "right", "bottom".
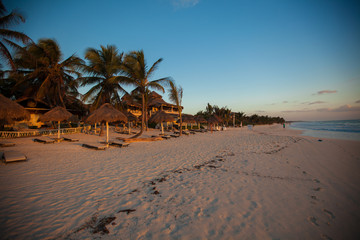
{"left": 195, "top": 115, "right": 207, "bottom": 123}
{"left": 207, "top": 115, "right": 220, "bottom": 124}
{"left": 0, "top": 94, "right": 30, "bottom": 124}
{"left": 180, "top": 114, "right": 196, "bottom": 124}
{"left": 123, "top": 111, "right": 138, "bottom": 122}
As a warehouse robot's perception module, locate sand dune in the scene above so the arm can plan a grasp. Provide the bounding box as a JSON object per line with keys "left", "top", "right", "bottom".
{"left": 0, "top": 125, "right": 359, "bottom": 239}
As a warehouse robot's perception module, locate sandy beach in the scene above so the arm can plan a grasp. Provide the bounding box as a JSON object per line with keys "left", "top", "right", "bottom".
{"left": 0, "top": 125, "right": 359, "bottom": 239}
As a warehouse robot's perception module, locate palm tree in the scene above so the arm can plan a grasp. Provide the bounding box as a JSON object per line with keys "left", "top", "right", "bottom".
{"left": 168, "top": 79, "right": 183, "bottom": 136}
{"left": 80, "top": 45, "right": 128, "bottom": 110}
{"left": 0, "top": 0, "right": 32, "bottom": 70}
{"left": 122, "top": 50, "right": 170, "bottom": 137}
{"left": 12, "top": 38, "right": 83, "bottom": 107}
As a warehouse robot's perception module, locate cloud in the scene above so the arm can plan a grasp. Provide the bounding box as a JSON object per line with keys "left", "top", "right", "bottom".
{"left": 308, "top": 101, "right": 325, "bottom": 105}
{"left": 316, "top": 90, "right": 337, "bottom": 95}
{"left": 281, "top": 105, "right": 360, "bottom": 113}
{"left": 282, "top": 101, "right": 288, "bottom": 104}
{"left": 171, "top": 0, "right": 200, "bottom": 8}
{"left": 281, "top": 109, "right": 310, "bottom": 113}
{"left": 356, "top": 100, "right": 360, "bottom": 104}
{"left": 316, "top": 105, "right": 360, "bottom": 112}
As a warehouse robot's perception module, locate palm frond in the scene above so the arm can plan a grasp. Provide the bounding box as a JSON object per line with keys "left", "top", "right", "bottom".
{"left": 146, "top": 58, "right": 163, "bottom": 79}
{"left": 0, "top": 40, "right": 15, "bottom": 69}
{"left": 0, "top": 11, "right": 25, "bottom": 28}
{"left": 147, "top": 81, "right": 165, "bottom": 93}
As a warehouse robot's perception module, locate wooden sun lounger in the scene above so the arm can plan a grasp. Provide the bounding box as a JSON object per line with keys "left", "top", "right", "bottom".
{"left": 51, "top": 137, "right": 64, "bottom": 142}
{"left": 107, "top": 141, "right": 130, "bottom": 148}
{"left": 0, "top": 141, "right": 15, "bottom": 147}
{"left": 100, "top": 141, "right": 129, "bottom": 148}
{"left": 63, "top": 137, "right": 79, "bottom": 142}
{"left": 117, "top": 136, "right": 163, "bottom": 143}
{"left": 170, "top": 134, "right": 180, "bottom": 138}
{"left": 82, "top": 143, "right": 107, "bottom": 150}
{"left": 33, "top": 138, "right": 56, "bottom": 144}
{"left": 161, "top": 135, "right": 171, "bottom": 140}
{"left": 3, "top": 151, "right": 27, "bottom": 163}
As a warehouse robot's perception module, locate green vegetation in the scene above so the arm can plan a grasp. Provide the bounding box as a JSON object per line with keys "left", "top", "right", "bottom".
{"left": 196, "top": 103, "right": 285, "bottom": 126}
{"left": 0, "top": 1, "right": 286, "bottom": 134}
{"left": 122, "top": 50, "right": 171, "bottom": 137}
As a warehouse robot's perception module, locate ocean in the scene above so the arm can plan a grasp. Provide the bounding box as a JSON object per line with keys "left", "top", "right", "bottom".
{"left": 289, "top": 119, "right": 360, "bottom": 141}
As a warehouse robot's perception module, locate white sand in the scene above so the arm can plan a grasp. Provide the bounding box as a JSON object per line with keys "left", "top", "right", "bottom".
{"left": 0, "top": 125, "right": 359, "bottom": 239}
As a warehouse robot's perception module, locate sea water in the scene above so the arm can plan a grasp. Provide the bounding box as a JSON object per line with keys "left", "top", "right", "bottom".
{"left": 290, "top": 119, "right": 360, "bottom": 141}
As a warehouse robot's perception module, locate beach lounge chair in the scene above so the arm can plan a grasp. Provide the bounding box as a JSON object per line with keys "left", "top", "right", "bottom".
{"left": 82, "top": 143, "right": 107, "bottom": 150}
{"left": 161, "top": 135, "right": 171, "bottom": 140}
{"left": 2, "top": 151, "right": 27, "bottom": 163}
{"left": 51, "top": 137, "right": 64, "bottom": 142}
{"left": 33, "top": 138, "right": 56, "bottom": 144}
{"left": 170, "top": 134, "right": 180, "bottom": 138}
{"left": 106, "top": 141, "right": 130, "bottom": 148}
{"left": 0, "top": 141, "right": 15, "bottom": 147}
{"left": 63, "top": 137, "right": 79, "bottom": 142}
{"left": 182, "top": 131, "right": 190, "bottom": 136}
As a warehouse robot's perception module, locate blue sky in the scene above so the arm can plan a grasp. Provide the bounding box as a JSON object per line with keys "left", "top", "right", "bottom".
{"left": 3, "top": 0, "right": 360, "bottom": 120}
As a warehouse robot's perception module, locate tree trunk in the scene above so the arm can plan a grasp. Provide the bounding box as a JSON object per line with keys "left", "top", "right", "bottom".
{"left": 145, "top": 108, "right": 148, "bottom": 131}
{"left": 131, "top": 94, "right": 145, "bottom": 138}
{"left": 179, "top": 111, "right": 182, "bottom": 136}
{"left": 99, "top": 123, "right": 104, "bottom": 136}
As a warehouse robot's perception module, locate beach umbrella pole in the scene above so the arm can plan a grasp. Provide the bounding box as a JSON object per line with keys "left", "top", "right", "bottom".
{"left": 161, "top": 122, "right": 164, "bottom": 135}
{"left": 58, "top": 121, "right": 60, "bottom": 139}
{"left": 106, "top": 121, "right": 109, "bottom": 143}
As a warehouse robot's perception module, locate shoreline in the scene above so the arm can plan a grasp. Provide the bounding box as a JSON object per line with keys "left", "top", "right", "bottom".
{"left": 288, "top": 120, "right": 360, "bottom": 142}
{"left": 1, "top": 125, "right": 359, "bottom": 239}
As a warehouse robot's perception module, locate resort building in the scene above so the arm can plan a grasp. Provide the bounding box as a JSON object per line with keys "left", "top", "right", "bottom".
{"left": 122, "top": 91, "right": 182, "bottom": 117}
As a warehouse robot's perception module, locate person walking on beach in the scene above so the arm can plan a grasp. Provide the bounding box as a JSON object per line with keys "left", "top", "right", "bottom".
{"left": 283, "top": 123, "right": 285, "bottom": 128}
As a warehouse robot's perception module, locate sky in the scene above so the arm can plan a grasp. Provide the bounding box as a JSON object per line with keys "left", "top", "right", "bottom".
{"left": 3, "top": 0, "right": 360, "bottom": 121}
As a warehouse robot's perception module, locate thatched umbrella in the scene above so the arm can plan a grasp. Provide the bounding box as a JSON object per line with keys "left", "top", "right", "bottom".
{"left": 86, "top": 103, "right": 128, "bottom": 143}
{"left": 178, "top": 114, "right": 196, "bottom": 129}
{"left": 149, "top": 111, "right": 175, "bottom": 134}
{"left": 39, "top": 106, "right": 73, "bottom": 139}
{"left": 0, "top": 94, "right": 30, "bottom": 125}
{"left": 195, "top": 115, "right": 207, "bottom": 129}
{"left": 207, "top": 115, "right": 220, "bottom": 133}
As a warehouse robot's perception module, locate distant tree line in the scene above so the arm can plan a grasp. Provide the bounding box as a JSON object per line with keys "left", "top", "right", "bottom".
{"left": 195, "top": 103, "right": 285, "bottom": 126}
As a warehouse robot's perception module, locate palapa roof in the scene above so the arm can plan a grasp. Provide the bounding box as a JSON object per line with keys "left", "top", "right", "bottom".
{"left": 86, "top": 103, "right": 127, "bottom": 124}
{"left": 39, "top": 106, "right": 73, "bottom": 122}
{"left": 0, "top": 94, "right": 30, "bottom": 124}
{"left": 147, "top": 91, "right": 179, "bottom": 109}
{"left": 123, "top": 111, "right": 138, "bottom": 122}
{"left": 121, "top": 93, "right": 141, "bottom": 108}
{"left": 195, "top": 115, "right": 207, "bottom": 123}
{"left": 148, "top": 91, "right": 162, "bottom": 99}
{"left": 179, "top": 114, "right": 196, "bottom": 123}
{"left": 207, "top": 115, "right": 220, "bottom": 124}
{"left": 149, "top": 111, "right": 175, "bottom": 123}
{"left": 15, "top": 96, "right": 50, "bottom": 109}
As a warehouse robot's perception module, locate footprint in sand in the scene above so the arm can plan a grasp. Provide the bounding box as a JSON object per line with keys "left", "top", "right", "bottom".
{"left": 308, "top": 216, "right": 319, "bottom": 226}
{"left": 323, "top": 209, "right": 335, "bottom": 220}
{"left": 313, "top": 178, "right": 321, "bottom": 183}
{"left": 321, "top": 234, "right": 333, "bottom": 240}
